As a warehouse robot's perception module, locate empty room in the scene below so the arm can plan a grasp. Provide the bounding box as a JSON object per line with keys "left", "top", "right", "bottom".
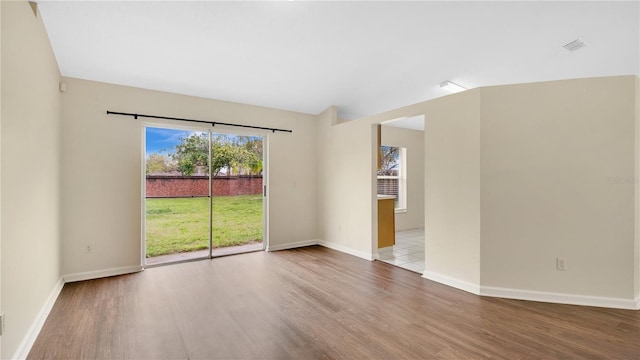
{"left": 2, "top": 1, "right": 640, "bottom": 359}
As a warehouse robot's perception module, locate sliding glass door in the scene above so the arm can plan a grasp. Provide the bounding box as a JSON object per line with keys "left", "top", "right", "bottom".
{"left": 144, "top": 126, "right": 265, "bottom": 266}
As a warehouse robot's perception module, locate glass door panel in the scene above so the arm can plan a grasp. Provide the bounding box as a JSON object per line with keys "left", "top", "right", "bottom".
{"left": 144, "top": 127, "right": 210, "bottom": 265}
{"left": 210, "top": 133, "right": 264, "bottom": 257}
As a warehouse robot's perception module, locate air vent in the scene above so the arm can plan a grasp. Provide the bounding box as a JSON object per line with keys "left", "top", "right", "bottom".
{"left": 563, "top": 38, "right": 586, "bottom": 52}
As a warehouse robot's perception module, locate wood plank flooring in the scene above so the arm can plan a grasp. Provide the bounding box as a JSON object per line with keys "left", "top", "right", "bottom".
{"left": 28, "top": 246, "right": 640, "bottom": 359}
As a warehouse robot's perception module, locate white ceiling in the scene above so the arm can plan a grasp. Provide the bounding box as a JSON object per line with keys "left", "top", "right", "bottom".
{"left": 38, "top": 1, "right": 639, "bottom": 124}
{"left": 383, "top": 115, "right": 425, "bottom": 131}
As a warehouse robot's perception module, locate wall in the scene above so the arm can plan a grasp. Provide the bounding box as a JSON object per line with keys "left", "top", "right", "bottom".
{"left": 423, "top": 91, "right": 482, "bottom": 291}
{"left": 338, "top": 75, "right": 639, "bottom": 307}
{"left": 381, "top": 125, "right": 424, "bottom": 231}
{"left": 60, "top": 77, "right": 318, "bottom": 276}
{"left": 1, "top": 1, "right": 62, "bottom": 358}
{"left": 0, "top": 2, "right": 3, "bottom": 356}
{"left": 145, "top": 176, "right": 263, "bottom": 197}
{"left": 479, "top": 76, "right": 637, "bottom": 301}
{"left": 636, "top": 76, "right": 640, "bottom": 302}
{"left": 315, "top": 95, "right": 478, "bottom": 270}
{"left": 316, "top": 107, "right": 377, "bottom": 259}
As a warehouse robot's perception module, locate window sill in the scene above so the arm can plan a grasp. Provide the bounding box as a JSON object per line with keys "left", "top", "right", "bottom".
{"left": 394, "top": 209, "right": 407, "bottom": 214}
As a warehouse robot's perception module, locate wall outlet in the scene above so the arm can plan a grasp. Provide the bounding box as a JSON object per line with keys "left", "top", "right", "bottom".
{"left": 556, "top": 257, "right": 567, "bottom": 271}
{"left": 85, "top": 245, "right": 92, "bottom": 254}
{"left": 1, "top": 313, "right": 5, "bottom": 336}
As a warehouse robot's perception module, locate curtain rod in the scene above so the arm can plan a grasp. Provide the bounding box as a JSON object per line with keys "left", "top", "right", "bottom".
{"left": 106, "top": 111, "right": 293, "bottom": 133}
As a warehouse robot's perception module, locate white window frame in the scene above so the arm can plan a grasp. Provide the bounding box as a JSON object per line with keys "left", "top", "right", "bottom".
{"left": 377, "top": 147, "right": 407, "bottom": 213}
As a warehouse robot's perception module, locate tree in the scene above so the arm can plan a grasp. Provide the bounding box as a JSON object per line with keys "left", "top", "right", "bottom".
{"left": 210, "top": 136, "right": 235, "bottom": 176}
{"left": 146, "top": 153, "right": 174, "bottom": 175}
{"left": 229, "top": 136, "right": 262, "bottom": 175}
{"left": 378, "top": 146, "right": 399, "bottom": 176}
{"left": 169, "top": 133, "right": 209, "bottom": 176}
{"left": 169, "top": 133, "right": 263, "bottom": 176}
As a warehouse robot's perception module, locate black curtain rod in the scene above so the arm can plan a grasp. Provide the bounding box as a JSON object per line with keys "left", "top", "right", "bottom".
{"left": 106, "top": 111, "right": 293, "bottom": 133}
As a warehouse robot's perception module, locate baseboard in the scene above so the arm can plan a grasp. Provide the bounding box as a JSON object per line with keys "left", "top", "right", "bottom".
{"left": 635, "top": 294, "right": 640, "bottom": 310}
{"left": 12, "top": 277, "right": 64, "bottom": 360}
{"left": 266, "top": 239, "right": 319, "bottom": 252}
{"left": 267, "top": 239, "right": 376, "bottom": 261}
{"left": 317, "top": 241, "right": 375, "bottom": 261}
{"left": 422, "top": 270, "right": 480, "bottom": 295}
{"left": 480, "top": 286, "right": 640, "bottom": 310}
{"left": 63, "top": 265, "right": 143, "bottom": 283}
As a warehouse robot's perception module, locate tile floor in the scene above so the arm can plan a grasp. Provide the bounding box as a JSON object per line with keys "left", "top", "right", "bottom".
{"left": 377, "top": 228, "right": 425, "bottom": 273}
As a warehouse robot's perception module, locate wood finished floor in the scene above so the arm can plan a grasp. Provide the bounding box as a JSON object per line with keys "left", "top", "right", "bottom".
{"left": 29, "top": 246, "right": 640, "bottom": 359}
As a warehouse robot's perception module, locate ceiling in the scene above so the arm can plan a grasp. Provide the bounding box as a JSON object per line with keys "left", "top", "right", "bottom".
{"left": 383, "top": 116, "right": 425, "bottom": 131}
{"left": 38, "top": 1, "right": 639, "bottom": 126}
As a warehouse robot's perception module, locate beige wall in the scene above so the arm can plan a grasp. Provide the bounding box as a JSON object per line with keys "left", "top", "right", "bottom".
{"left": 316, "top": 107, "right": 377, "bottom": 258}
{"left": 1, "top": 1, "right": 62, "bottom": 358}
{"left": 423, "top": 90, "right": 482, "bottom": 289}
{"left": 480, "top": 76, "right": 637, "bottom": 299}
{"left": 0, "top": 2, "right": 3, "bottom": 357}
{"left": 60, "top": 77, "right": 318, "bottom": 276}
{"left": 381, "top": 125, "right": 424, "bottom": 231}
{"left": 636, "top": 76, "right": 640, "bottom": 301}
{"left": 336, "top": 76, "right": 639, "bottom": 306}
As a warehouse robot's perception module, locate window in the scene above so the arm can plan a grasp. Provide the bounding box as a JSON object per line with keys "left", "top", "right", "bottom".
{"left": 377, "top": 146, "right": 406, "bottom": 212}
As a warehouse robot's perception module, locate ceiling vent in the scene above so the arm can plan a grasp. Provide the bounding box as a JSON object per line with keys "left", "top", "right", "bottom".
{"left": 562, "top": 38, "right": 586, "bottom": 52}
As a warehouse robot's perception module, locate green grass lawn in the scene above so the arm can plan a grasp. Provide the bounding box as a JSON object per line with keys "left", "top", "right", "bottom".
{"left": 145, "top": 195, "right": 263, "bottom": 257}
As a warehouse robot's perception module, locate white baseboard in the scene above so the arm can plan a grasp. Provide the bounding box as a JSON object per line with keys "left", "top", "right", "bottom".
{"left": 317, "top": 240, "right": 375, "bottom": 261}
{"left": 12, "top": 277, "right": 64, "bottom": 360}
{"left": 266, "top": 239, "right": 378, "bottom": 261}
{"left": 480, "top": 286, "right": 640, "bottom": 310}
{"left": 266, "top": 239, "right": 319, "bottom": 252}
{"left": 422, "top": 270, "right": 481, "bottom": 295}
{"left": 421, "top": 271, "right": 639, "bottom": 310}
{"left": 63, "top": 265, "right": 143, "bottom": 283}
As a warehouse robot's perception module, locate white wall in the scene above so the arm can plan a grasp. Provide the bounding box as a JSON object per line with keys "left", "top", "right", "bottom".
{"left": 60, "top": 77, "right": 318, "bottom": 277}
{"left": 423, "top": 91, "right": 482, "bottom": 290}
{"left": 480, "top": 76, "right": 637, "bottom": 300}
{"left": 634, "top": 76, "right": 640, "bottom": 302}
{"left": 0, "top": 2, "right": 3, "bottom": 357}
{"left": 331, "top": 76, "right": 639, "bottom": 307}
{"left": 1, "top": 1, "right": 62, "bottom": 358}
{"left": 316, "top": 107, "right": 377, "bottom": 259}
{"left": 381, "top": 125, "right": 424, "bottom": 231}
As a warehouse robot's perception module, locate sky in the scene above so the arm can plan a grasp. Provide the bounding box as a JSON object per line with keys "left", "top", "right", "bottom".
{"left": 145, "top": 127, "right": 261, "bottom": 156}
{"left": 145, "top": 127, "right": 201, "bottom": 155}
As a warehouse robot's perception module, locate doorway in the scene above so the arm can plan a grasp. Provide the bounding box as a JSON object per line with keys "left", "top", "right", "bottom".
{"left": 375, "top": 116, "right": 425, "bottom": 273}
{"left": 143, "top": 125, "right": 266, "bottom": 266}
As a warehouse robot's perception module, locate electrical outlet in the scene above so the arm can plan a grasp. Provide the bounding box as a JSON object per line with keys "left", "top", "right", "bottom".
{"left": 85, "top": 245, "right": 92, "bottom": 254}
{"left": 556, "top": 257, "right": 567, "bottom": 271}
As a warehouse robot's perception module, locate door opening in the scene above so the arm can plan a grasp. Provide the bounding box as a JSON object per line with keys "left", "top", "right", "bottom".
{"left": 143, "top": 126, "right": 266, "bottom": 266}
{"left": 375, "top": 117, "right": 426, "bottom": 274}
